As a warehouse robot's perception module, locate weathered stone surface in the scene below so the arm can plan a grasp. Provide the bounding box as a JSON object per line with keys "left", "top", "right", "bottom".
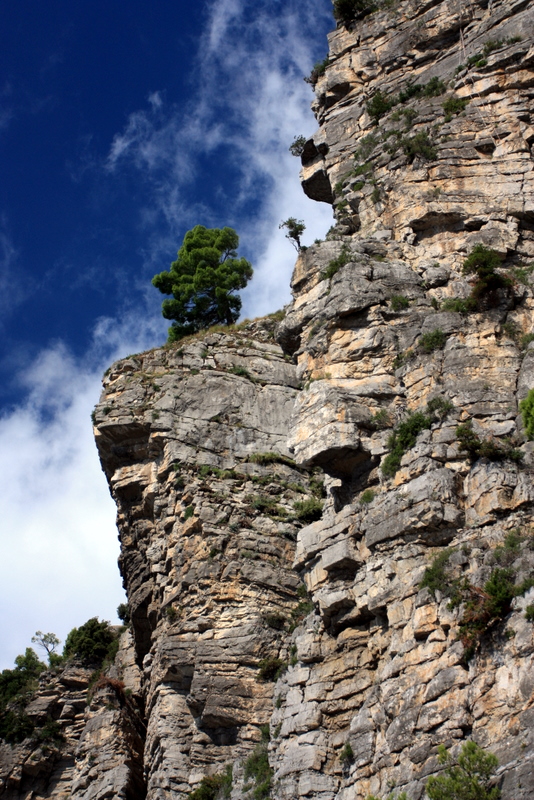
{"left": 3, "top": 2, "right": 534, "bottom": 799}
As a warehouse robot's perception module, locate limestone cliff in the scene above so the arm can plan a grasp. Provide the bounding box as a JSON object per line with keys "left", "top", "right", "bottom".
{"left": 1, "top": 1, "right": 534, "bottom": 798}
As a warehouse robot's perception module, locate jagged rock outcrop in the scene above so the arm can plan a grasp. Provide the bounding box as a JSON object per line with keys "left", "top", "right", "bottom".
{"left": 90, "top": 318, "right": 325, "bottom": 799}
{"left": 2, "top": 1, "right": 534, "bottom": 798}
{"left": 301, "top": 0, "right": 534, "bottom": 267}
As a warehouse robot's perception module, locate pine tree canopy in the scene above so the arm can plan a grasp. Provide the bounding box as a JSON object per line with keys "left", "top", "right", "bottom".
{"left": 152, "top": 225, "right": 253, "bottom": 342}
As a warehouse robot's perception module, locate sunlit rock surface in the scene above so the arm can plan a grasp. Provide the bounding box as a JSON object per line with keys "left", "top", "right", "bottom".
{"left": 2, "top": 1, "right": 534, "bottom": 798}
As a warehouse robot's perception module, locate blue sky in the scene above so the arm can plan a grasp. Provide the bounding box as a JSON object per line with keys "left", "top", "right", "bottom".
{"left": 0, "top": 0, "right": 335, "bottom": 668}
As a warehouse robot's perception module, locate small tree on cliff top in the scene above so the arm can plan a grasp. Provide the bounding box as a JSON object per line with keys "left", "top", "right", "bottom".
{"left": 152, "top": 225, "right": 253, "bottom": 342}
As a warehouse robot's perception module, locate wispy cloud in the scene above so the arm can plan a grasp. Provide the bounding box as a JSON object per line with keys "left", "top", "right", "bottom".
{"left": 1, "top": 0, "right": 335, "bottom": 668}
{"left": 105, "top": 0, "right": 334, "bottom": 315}
{"left": 0, "top": 309, "right": 167, "bottom": 669}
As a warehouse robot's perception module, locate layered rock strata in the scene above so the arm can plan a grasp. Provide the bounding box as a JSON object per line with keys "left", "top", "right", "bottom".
{"left": 91, "top": 318, "right": 324, "bottom": 799}
{"left": 301, "top": 0, "right": 534, "bottom": 266}
{"left": 2, "top": 1, "right": 534, "bottom": 798}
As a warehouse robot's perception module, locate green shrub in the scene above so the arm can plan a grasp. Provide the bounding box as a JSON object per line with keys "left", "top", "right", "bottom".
{"left": 390, "top": 295, "right": 410, "bottom": 311}
{"left": 402, "top": 131, "right": 437, "bottom": 162}
{"left": 35, "top": 716, "right": 65, "bottom": 745}
{"left": 418, "top": 328, "right": 447, "bottom": 353}
{"left": 189, "top": 765, "right": 233, "bottom": 800}
{"left": 467, "top": 53, "right": 488, "bottom": 69}
{"left": 382, "top": 410, "right": 432, "bottom": 476}
{"left": 456, "top": 420, "right": 523, "bottom": 463}
{"left": 289, "top": 135, "right": 307, "bottom": 157}
{"left": 443, "top": 96, "right": 469, "bottom": 122}
{"left": 483, "top": 39, "right": 503, "bottom": 56}
{"left": 422, "top": 76, "right": 446, "bottom": 97}
{"left": 426, "top": 741, "right": 500, "bottom": 800}
{"left": 249, "top": 452, "right": 296, "bottom": 467}
{"left": 426, "top": 396, "right": 454, "bottom": 418}
{"left": 420, "top": 548, "right": 455, "bottom": 597}
{"left": 229, "top": 365, "right": 254, "bottom": 380}
{"left": 339, "top": 741, "right": 354, "bottom": 764}
{"left": 117, "top": 603, "right": 130, "bottom": 624}
{"left": 441, "top": 297, "right": 477, "bottom": 314}
{"left": 366, "top": 90, "right": 395, "bottom": 124}
{"left": 0, "top": 710, "right": 35, "bottom": 744}
{"left": 256, "top": 658, "right": 287, "bottom": 682}
{"left": 293, "top": 498, "right": 323, "bottom": 522}
{"left": 462, "top": 244, "right": 511, "bottom": 306}
{"left": 371, "top": 408, "right": 392, "bottom": 429}
{"left": 382, "top": 397, "right": 453, "bottom": 477}
{"left": 359, "top": 489, "right": 375, "bottom": 505}
{"left": 452, "top": 566, "right": 517, "bottom": 658}
{"left": 520, "top": 332, "right": 534, "bottom": 350}
{"left": 250, "top": 495, "right": 278, "bottom": 513}
{"left": 333, "top": 0, "right": 378, "bottom": 26}
{"left": 305, "top": 58, "right": 329, "bottom": 85}
{"left": 354, "top": 133, "right": 379, "bottom": 160}
{"left": 243, "top": 744, "right": 272, "bottom": 800}
{"left": 511, "top": 263, "right": 534, "bottom": 285}
{"left": 63, "top": 618, "right": 117, "bottom": 666}
{"left": 291, "top": 600, "right": 314, "bottom": 623}
{"left": 184, "top": 505, "right": 194, "bottom": 520}
{"left": 322, "top": 244, "right": 354, "bottom": 280}
{"left": 351, "top": 161, "right": 374, "bottom": 177}
{"left": 263, "top": 613, "right": 287, "bottom": 631}
{"left": 493, "top": 530, "right": 523, "bottom": 565}
{"left": 519, "top": 388, "right": 534, "bottom": 440}
{"left": 525, "top": 605, "right": 534, "bottom": 622}
{"left": 397, "top": 79, "right": 423, "bottom": 103}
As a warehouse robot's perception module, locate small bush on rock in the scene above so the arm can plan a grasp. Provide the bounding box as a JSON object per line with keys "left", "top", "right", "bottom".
{"left": 390, "top": 295, "right": 410, "bottom": 311}
{"left": 322, "top": 245, "right": 354, "bottom": 280}
{"left": 519, "top": 388, "right": 534, "bottom": 440}
{"left": 289, "top": 135, "right": 306, "bottom": 157}
{"left": 401, "top": 131, "right": 437, "bottom": 162}
{"left": 359, "top": 489, "right": 375, "bottom": 504}
{"left": 418, "top": 328, "right": 448, "bottom": 353}
{"left": 256, "top": 658, "right": 287, "bottom": 682}
{"left": 456, "top": 420, "right": 523, "bottom": 463}
{"left": 63, "top": 618, "right": 117, "bottom": 666}
{"left": 462, "top": 244, "right": 511, "bottom": 307}
{"left": 366, "top": 90, "right": 395, "bottom": 123}
{"left": 339, "top": 742, "right": 354, "bottom": 764}
{"left": 426, "top": 741, "right": 501, "bottom": 800}
{"left": 382, "top": 398, "right": 454, "bottom": 477}
{"left": 442, "top": 96, "right": 469, "bottom": 122}
{"left": 189, "top": 765, "right": 233, "bottom": 800}
{"left": 333, "top": 0, "right": 378, "bottom": 26}
{"left": 293, "top": 498, "right": 323, "bottom": 522}
{"left": 244, "top": 744, "right": 272, "bottom": 800}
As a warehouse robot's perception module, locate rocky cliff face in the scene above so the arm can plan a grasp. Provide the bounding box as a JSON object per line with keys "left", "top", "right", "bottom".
{"left": 2, "top": 1, "right": 534, "bottom": 798}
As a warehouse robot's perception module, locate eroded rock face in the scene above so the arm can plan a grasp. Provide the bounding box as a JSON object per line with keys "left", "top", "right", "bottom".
{"left": 301, "top": 0, "right": 534, "bottom": 268}
{"left": 267, "top": 1, "right": 534, "bottom": 796}
{"left": 2, "top": 2, "right": 534, "bottom": 798}
{"left": 91, "top": 319, "right": 324, "bottom": 799}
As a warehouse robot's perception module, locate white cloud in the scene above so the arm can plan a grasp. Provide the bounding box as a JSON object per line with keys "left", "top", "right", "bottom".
{"left": 1, "top": 0, "right": 336, "bottom": 668}
{"left": 0, "top": 311, "right": 166, "bottom": 669}
{"left": 105, "top": 0, "right": 334, "bottom": 315}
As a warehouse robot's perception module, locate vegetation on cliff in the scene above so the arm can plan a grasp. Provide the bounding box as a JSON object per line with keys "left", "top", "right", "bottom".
{"left": 152, "top": 225, "right": 253, "bottom": 342}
